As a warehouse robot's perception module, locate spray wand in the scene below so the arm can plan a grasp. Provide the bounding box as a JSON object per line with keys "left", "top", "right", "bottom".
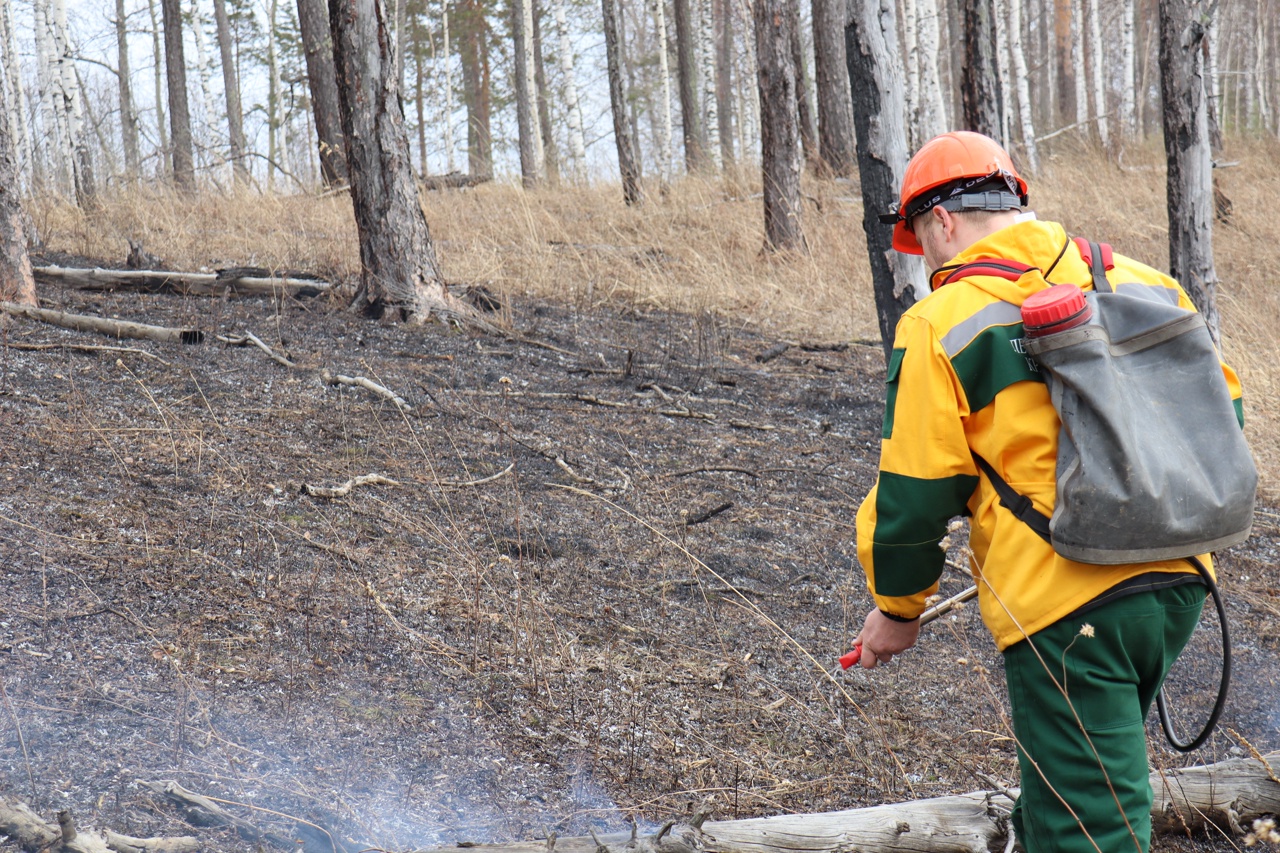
{"left": 839, "top": 584, "right": 979, "bottom": 669}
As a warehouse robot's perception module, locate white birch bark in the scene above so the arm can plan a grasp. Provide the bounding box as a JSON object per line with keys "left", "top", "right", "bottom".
{"left": 551, "top": 0, "right": 587, "bottom": 178}
{"left": 50, "top": 0, "right": 86, "bottom": 194}
{"left": 900, "top": 0, "right": 921, "bottom": 148}
{"left": 1120, "top": 0, "right": 1137, "bottom": 139}
{"left": 32, "top": 0, "right": 66, "bottom": 189}
{"left": 1072, "top": 0, "right": 1087, "bottom": 128}
{"left": 516, "top": 0, "right": 544, "bottom": 181}
{"left": 1086, "top": 0, "right": 1108, "bottom": 146}
{"left": 1254, "top": 0, "right": 1269, "bottom": 130}
{"left": 991, "top": 0, "right": 1012, "bottom": 145}
{"left": 267, "top": 0, "right": 282, "bottom": 189}
{"left": 0, "top": 0, "right": 30, "bottom": 186}
{"left": 441, "top": 0, "right": 455, "bottom": 172}
{"left": 652, "top": 0, "right": 674, "bottom": 183}
{"left": 700, "top": 0, "right": 720, "bottom": 170}
{"left": 1006, "top": 0, "right": 1038, "bottom": 171}
{"left": 188, "top": 0, "right": 216, "bottom": 146}
{"left": 147, "top": 0, "right": 168, "bottom": 169}
{"left": 916, "top": 0, "right": 946, "bottom": 137}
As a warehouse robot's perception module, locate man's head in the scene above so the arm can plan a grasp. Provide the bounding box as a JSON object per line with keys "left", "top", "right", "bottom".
{"left": 880, "top": 131, "right": 1027, "bottom": 272}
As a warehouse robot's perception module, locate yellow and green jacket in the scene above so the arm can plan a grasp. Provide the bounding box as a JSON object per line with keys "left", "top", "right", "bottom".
{"left": 855, "top": 218, "right": 1244, "bottom": 651}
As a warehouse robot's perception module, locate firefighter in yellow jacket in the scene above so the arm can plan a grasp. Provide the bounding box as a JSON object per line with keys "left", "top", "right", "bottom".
{"left": 851, "top": 131, "right": 1245, "bottom": 853}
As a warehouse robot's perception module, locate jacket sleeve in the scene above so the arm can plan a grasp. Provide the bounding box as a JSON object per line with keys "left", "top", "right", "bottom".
{"left": 855, "top": 313, "right": 980, "bottom": 620}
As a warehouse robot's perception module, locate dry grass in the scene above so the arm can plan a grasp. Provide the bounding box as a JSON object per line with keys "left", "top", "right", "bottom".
{"left": 28, "top": 138, "right": 1280, "bottom": 496}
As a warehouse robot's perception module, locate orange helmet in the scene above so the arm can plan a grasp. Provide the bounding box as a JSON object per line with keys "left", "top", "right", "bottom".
{"left": 880, "top": 131, "right": 1028, "bottom": 255}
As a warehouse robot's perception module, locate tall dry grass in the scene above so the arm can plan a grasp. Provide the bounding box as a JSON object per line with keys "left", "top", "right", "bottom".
{"left": 26, "top": 139, "right": 1280, "bottom": 497}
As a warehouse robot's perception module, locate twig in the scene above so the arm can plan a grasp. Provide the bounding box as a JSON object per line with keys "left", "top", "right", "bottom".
{"left": 671, "top": 466, "right": 760, "bottom": 479}
{"left": 683, "top": 501, "right": 734, "bottom": 526}
{"left": 0, "top": 679, "right": 35, "bottom": 800}
{"left": 441, "top": 463, "right": 515, "bottom": 488}
{"left": 302, "top": 473, "right": 402, "bottom": 498}
{"left": 756, "top": 342, "right": 790, "bottom": 363}
{"left": 2, "top": 341, "right": 165, "bottom": 361}
{"left": 320, "top": 369, "right": 412, "bottom": 411}
{"left": 217, "top": 331, "right": 296, "bottom": 368}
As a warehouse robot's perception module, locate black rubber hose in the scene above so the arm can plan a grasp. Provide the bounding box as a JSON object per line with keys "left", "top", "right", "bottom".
{"left": 1155, "top": 555, "right": 1230, "bottom": 752}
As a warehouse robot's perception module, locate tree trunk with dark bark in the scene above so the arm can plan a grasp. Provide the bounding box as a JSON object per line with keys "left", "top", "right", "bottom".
{"left": 328, "top": 0, "right": 472, "bottom": 322}
{"left": 846, "top": 0, "right": 922, "bottom": 360}
{"left": 297, "top": 0, "right": 348, "bottom": 187}
{"left": 601, "top": 0, "right": 641, "bottom": 205}
{"left": 114, "top": 0, "right": 140, "bottom": 177}
{"left": 531, "top": 0, "right": 561, "bottom": 184}
{"left": 753, "top": 0, "right": 806, "bottom": 252}
{"left": 811, "top": 0, "right": 855, "bottom": 176}
{"left": 788, "top": 3, "right": 818, "bottom": 172}
{"left": 714, "top": 0, "right": 734, "bottom": 165}
{"left": 1158, "top": 0, "right": 1220, "bottom": 344}
{"left": 959, "top": 0, "right": 1003, "bottom": 143}
{"left": 212, "top": 0, "right": 248, "bottom": 182}
{"left": 161, "top": 0, "right": 195, "bottom": 188}
{"left": 512, "top": 0, "right": 544, "bottom": 187}
{"left": 458, "top": 0, "right": 493, "bottom": 177}
{"left": 673, "top": 0, "right": 706, "bottom": 172}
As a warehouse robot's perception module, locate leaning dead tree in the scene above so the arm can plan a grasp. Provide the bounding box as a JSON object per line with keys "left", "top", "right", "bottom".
{"left": 328, "top": 0, "right": 475, "bottom": 323}
{"left": 420, "top": 752, "right": 1280, "bottom": 853}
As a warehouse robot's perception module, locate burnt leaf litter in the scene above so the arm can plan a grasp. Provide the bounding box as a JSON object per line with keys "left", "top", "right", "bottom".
{"left": 1, "top": 255, "right": 1277, "bottom": 852}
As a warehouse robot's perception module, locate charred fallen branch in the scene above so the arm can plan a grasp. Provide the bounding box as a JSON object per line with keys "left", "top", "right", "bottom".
{"left": 33, "top": 264, "right": 333, "bottom": 297}
{"left": 0, "top": 793, "right": 198, "bottom": 853}
{"left": 0, "top": 301, "right": 203, "bottom": 344}
{"left": 419, "top": 752, "right": 1280, "bottom": 853}
{"left": 420, "top": 172, "right": 493, "bottom": 191}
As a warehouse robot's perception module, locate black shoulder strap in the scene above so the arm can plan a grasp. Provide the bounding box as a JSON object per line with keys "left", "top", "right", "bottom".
{"left": 972, "top": 454, "right": 1052, "bottom": 544}
{"left": 1072, "top": 237, "right": 1114, "bottom": 293}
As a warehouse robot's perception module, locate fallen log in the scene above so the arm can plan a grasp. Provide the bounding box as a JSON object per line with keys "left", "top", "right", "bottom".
{"left": 418, "top": 752, "right": 1280, "bottom": 853}
{"left": 32, "top": 264, "right": 332, "bottom": 297}
{"left": 0, "top": 794, "right": 198, "bottom": 853}
{"left": 420, "top": 172, "right": 493, "bottom": 191}
{"left": 0, "top": 301, "right": 203, "bottom": 344}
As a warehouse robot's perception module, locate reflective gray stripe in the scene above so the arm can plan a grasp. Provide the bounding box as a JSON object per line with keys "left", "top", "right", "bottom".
{"left": 1113, "top": 281, "right": 1181, "bottom": 305}
{"left": 941, "top": 301, "right": 1024, "bottom": 357}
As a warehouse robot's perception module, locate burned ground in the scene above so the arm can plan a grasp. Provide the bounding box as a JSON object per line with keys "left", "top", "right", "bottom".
{"left": 1, "top": 264, "right": 1277, "bottom": 852}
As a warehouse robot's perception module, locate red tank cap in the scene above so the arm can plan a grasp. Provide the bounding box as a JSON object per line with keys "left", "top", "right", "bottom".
{"left": 1022, "top": 285, "right": 1091, "bottom": 336}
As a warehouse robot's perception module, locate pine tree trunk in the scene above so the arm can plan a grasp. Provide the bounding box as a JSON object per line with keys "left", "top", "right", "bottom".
{"left": 753, "top": 0, "right": 805, "bottom": 252}
{"left": 212, "top": 0, "right": 248, "bottom": 182}
{"left": 297, "top": 0, "right": 349, "bottom": 186}
{"left": 1006, "top": 0, "right": 1039, "bottom": 171}
{"left": 328, "top": 0, "right": 469, "bottom": 322}
{"left": 512, "top": 0, "right": 544, "bottom": 187}
{"left": 531, "top": 1, "right": 561, "bottom": 184}
{"left": 601, "top": 0, "right": 641, "bottom": 204}
{"left": 1158, "top": 0, "right": 1219, "bottom": 344}
{"left": 0, "top": 62, "right": 36, "bottom": 306}
{"left": 652, "top": 0, "right": 674, "bottom": 184}
{"left": 714, "top": 0, "right": 733, "bottom": 165}
{"left": 673, "top": 0, "right": 705, "bottom": 171}
{"left": 161, "top": 0, "right": 194, "bottom": 188}
{"left": 114, "top": 0, "right": 140, "bottom": 177}
{"left": 846, "top": 0, "right": 923, "bottom": 361}
{"left": 788, "top": 5, "right": 818, "bottom": 171}
{"left": 959, "top": 0, "right": 1003, "bottom": 142}
{"left": 458, "top": 0, "right": 492, "bottom": 177}
{"left": 811, "top": 0, "right": 855, "bottom": 176}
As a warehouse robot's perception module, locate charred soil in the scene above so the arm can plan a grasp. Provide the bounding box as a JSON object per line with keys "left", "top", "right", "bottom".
{"left": 2, "top": 262, "right": 1278, "bottom": 852}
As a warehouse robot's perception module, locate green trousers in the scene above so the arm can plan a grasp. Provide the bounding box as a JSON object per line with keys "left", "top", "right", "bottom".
{"left": 1004, "top": 583, "right": 1205, "bottom": 853}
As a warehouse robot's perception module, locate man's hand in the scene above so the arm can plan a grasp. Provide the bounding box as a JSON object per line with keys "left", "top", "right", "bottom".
{"left": 853, "top": 609, "right": 921, "bottom": 669}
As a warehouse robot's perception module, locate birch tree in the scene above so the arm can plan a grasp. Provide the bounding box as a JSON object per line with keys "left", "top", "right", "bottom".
{"left": 1072, "top": 0, "right": 1087, "bottom": 128}
{"left": 753, "top": 0, "right": 804, "bottom": 251}
{"left": 512, "top": 0, "right": 544, "bottom": 187}
{"left": 1158, "top": 0, "right": 1219, "bottom": 342}
{"left": 846, "top": 0, "right": 922, "bottom": 359}
{"left": 265, "top": 0, "right": 283, "bottom": 188}
{"left": 32, "top": 0, "right": 66, "bottom": 190}
{"left": 916, "top": 0, "right": 946, "bottom": 138}
{"left": 991, "top": 0, "right": 1012, "bottom": 144}
{"left": 531, "top": 3, "right": 560, "bottom": 183}
{"left": 1, "top": 0, "right": 32, "bottom": 186}
{"left": 714, "top": 0, "right": 733, "bottom": 165}
{"left": 652, "top": 0, "right": 674, "bottom": 184}
{"left": 900, "top": 0, "right": 921, "bottom": 148}
{"left": 50, "top": 0, "right": 95, "bottom": 205}
{"left": 212, "top": 0, "right": 248, "bottom": 181}
{"left": 699, "top": 0, "right": 721, "bottom": 170}
{"left": 439, "top": 0, "right": 455, "bottom": 172}
{"left": 188, "top": 0, "right": 217, "bottom": 141}
{"left": 602, "top": 0, "right": 641, "bottom": 203}
{"left": 0, "top": 64, "right": 35, "bottom": 307}
{"left": 1120, "top": 0, "right": 1137, "bottom": 139}
{"left": 148, "top": 0, "right": 169, "bottom": 172}
{"left": 328, "top": 0, "right": 472, "bottom": 322}
{"left": 551, "top": 0, "right": 587, "bottom": 179}
{"left": 1006, "top": 0, "right": 1039, "bottom": 171}
{"left": 1086, "top": 0, "right": 1108, "bottom": 146}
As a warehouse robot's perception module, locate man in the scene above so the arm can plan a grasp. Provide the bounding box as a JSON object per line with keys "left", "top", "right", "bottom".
{"left": 851, "top": 131, "right": 1244, "bottom": 853}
